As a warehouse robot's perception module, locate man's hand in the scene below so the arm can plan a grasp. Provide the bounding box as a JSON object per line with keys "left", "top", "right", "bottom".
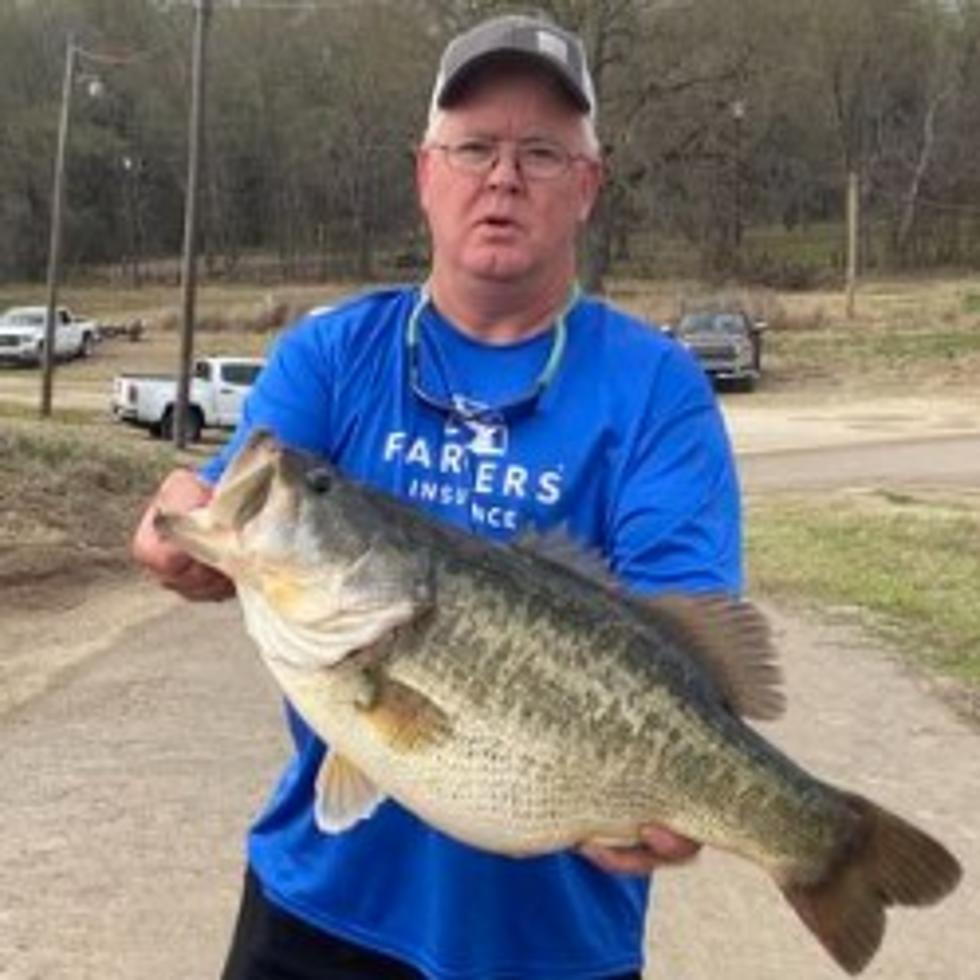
{"left": 579, "top": 824, "right": 702, "bottom": 876}
{"left": 132, "top": 467, "right": 235, "bottom": 602}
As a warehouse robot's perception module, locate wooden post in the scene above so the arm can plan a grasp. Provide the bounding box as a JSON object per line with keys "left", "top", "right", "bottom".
{"left": 845, "top": 170, "right": 859, "bottom": 320}
{"left": 175, "top": 0, "right": 212, "bottom": 448}
{"left": 40, "top": 36, "right": 77, "bottom": 418}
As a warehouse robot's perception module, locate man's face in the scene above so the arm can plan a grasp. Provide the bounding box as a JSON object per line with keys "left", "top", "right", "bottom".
{"left": 416, "top": 70, "right": 603, "bottom": 289}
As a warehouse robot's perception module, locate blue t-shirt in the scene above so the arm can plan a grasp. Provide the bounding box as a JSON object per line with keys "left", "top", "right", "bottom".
{"left": 200, "top": 285, "right": 742, "bottom": 979}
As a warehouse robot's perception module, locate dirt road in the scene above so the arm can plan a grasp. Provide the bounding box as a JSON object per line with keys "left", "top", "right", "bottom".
{"left": 1, "top": 414, "right": 978, "bottom": 979}
{"left": 645, "top": 605, "right": 978, "bottom": 979}
{"left": 738, "top": 434, "right": 980, "bottom": 492}
{"left": 0, "top": 584, "right": 975, "bottom": 980}
{"left": 0, "top": 593, "right": 285, "bottom": 980}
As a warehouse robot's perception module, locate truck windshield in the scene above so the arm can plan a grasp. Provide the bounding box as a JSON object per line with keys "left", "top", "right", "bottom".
{"left": 7, "top": 312, "right": 45, "bottom": 326}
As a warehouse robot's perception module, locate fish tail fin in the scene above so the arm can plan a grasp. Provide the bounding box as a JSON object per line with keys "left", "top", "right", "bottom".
{"left": 781, "top": 792, "right": 961, "bottom": 975}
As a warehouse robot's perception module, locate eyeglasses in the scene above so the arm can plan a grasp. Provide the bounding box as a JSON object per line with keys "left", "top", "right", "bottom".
{"left": 428, "top": 137, "right": 589, "bottom": 181}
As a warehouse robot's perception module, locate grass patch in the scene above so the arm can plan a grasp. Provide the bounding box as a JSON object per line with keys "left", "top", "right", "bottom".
{"left": 0, "top": 281, "right": 354, "bottom": 331}
{"left": 962, "top": 292, "right": 980, "bottom": 315}
{"left": 0, "top": 422, "right": 174, "bottom": 489}
{"left": 3, "top": 274, "right": 978, "bottom": 395}
{"left": 0, "top": 419, "right": 178, "bottom": 593}
{"left": 0, "top": 400, "right": 103, "bottom": 425}
{"left": 746, "top": 490, "right": 980, "bottom": 690}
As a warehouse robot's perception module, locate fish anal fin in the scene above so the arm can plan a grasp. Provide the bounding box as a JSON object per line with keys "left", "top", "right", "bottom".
{"left": 314, "top": 750, "right": 385, "bottom": 833}
{"left": 781, "top": 791, "right": 962, "bottom": 974}
{"left": 358, "top": 674, "right": 451, "bottom": 753}
{"left": 644, "top": 594, "right": 785, "bottom": 720}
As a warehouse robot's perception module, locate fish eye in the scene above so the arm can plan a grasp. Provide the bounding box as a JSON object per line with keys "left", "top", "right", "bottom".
{"left": 305, "top": 467, "right": 332, "bottom": 494}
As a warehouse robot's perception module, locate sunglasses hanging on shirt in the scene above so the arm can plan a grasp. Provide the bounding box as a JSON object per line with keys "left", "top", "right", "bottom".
{"left": 405, "top": 284, "right": 578, "bottom": 426}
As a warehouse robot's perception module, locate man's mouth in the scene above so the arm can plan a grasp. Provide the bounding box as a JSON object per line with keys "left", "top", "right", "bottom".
{"left": 479, "top": 216, "right": 520, "bottom": 231}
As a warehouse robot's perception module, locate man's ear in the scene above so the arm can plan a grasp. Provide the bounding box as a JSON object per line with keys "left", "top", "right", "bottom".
{"left": 576, "top": 159, "right": 605, "bottom": 224}
{"left": 416, "top": 146, "right": 434, "bottom": 216}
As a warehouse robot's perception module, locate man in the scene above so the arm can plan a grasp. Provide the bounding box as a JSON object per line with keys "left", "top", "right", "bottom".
{"left": 133, "top": 13, "right": 741, "bottom": 979}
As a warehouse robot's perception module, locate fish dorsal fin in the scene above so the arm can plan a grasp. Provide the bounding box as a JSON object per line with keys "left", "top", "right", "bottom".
{"left": 513, "top": 525, "right": 620, "bottom": 590}
{"left": 644, "top": 594, "right": 785, "bottom": 720}
{"left": 314, "top": 750, "right": 385, "bottom": 833}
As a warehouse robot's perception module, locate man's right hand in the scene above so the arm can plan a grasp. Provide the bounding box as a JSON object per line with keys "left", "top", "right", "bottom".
{"left": 131, "top": 467, "right": 235, "bottom": 602}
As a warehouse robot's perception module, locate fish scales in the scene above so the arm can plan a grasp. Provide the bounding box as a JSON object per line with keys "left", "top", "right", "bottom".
{"left": 157, "top": 431, "right": 961, "bottom": 975}
{"left": 308, "top": 527, "right": 853, "bottom": 871}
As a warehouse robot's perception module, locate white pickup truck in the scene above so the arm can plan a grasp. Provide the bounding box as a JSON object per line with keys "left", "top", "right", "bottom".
{"left": 111, "top": 356, "right": 264, "bottom": 442}
{"left": 0, "top": 305, "right": 100, "bottom": 364}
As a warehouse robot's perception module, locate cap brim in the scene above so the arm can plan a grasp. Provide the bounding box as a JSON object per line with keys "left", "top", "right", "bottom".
{"left": 437, "top": 50, "right": 591, "bottom": 114}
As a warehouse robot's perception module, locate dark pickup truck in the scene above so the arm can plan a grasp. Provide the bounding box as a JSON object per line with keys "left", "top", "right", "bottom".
{"left": 666, "top": 308, "right": 766, "bottom": 391}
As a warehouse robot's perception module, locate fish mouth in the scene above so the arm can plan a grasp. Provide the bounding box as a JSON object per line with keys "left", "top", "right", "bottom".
{"left": 214, "top": 429, "right": 284, "bottom": 531}
{"left": 227, "top": 431, "right": 344, "bottom": 531}
{"left": 153, "top": 431, "right": 282, "bottom": 563}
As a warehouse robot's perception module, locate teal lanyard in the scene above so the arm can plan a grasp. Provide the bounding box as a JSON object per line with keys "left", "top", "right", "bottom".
{"left": 405, "top": 283, "right": 578, "bottom": 424}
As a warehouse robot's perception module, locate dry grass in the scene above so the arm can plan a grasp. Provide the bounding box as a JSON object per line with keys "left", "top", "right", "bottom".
{"left": 747, "top": 488, "right": 980, "bottom": 717}
{"left": 2, "top": 273, "right": 976, "bottom": 398}
{"left": 0, "top": 419, "right": 177, "bottom": 606}
{"left": 0, "top": 281, "right": 355, "bottom": 337}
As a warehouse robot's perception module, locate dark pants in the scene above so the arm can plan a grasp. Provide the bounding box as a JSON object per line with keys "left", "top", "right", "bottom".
{"left": 220, "top": 868, "right": 643, "bottom": 980}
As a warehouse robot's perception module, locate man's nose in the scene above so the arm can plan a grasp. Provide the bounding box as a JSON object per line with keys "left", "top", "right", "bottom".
{"left": 486, "top": 147, "right": 523, "bottom": 190}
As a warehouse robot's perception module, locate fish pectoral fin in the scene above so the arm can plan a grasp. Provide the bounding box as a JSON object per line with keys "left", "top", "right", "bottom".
{"left": 314, "top": 750, "right": 385, "bottom": 833}
{"left": 358, "top": 674, "right": 451, "bottom": 753}
{"left": 643, "top": 594, "right": 785, "bottom": 720}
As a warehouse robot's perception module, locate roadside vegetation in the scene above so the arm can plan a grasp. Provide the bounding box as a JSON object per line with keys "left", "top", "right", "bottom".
{"left": 0, "top": 420, "right": 174, "bottom": 606}
{"left": 746, "top": 490, "right": 980, "bottom": 716}
{"left": 7, "top": 1, "right": 980, "bottom": 290}
{"left": 1, "top": 275, "right": 978, "bottom": 715}
{"left": 610, "top": 275, "right": 980, "bottom": 394}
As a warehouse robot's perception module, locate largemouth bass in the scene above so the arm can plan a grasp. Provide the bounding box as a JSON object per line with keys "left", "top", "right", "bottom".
{"left": 157, "top": 430, "right": 961, "bottom": 974}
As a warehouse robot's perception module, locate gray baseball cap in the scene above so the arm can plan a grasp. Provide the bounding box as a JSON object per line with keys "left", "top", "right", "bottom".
{"left": 431, "top": 14, "right": 596, "bottom": 118}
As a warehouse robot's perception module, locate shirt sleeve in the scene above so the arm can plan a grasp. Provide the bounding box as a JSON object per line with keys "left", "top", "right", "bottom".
{"left": 608, "top": 346, "right": 743, "bottom": 596}
{"left": 197, "top": 317, "right": 336, "bottom": 486}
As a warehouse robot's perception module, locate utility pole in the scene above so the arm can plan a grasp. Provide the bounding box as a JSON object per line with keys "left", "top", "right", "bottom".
{"left": 845, "top": 170, "right": 860, "bottom": 320}
{"left": 731, "top": 99, "right": 746, "bottom": 254}
{"left": 40, "top": 35, "right": 77, "bottom": 418}
{"left": 174, "top": 0, "right": 212, "bottom": 448}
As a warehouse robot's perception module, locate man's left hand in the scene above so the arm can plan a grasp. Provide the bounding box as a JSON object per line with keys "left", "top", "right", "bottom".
{"left": 579, "top": 824, "right": 702, "bottom": 876}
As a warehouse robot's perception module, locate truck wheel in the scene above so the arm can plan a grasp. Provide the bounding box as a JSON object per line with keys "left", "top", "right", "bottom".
{"left": 185, "top": 408, "right": 204, "bottom": 443}
{"left": 79, "top": 333, "right": 96, "bottom": 358}
{"left": 160, "top": 407, "right": 204, "bottom": 443}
